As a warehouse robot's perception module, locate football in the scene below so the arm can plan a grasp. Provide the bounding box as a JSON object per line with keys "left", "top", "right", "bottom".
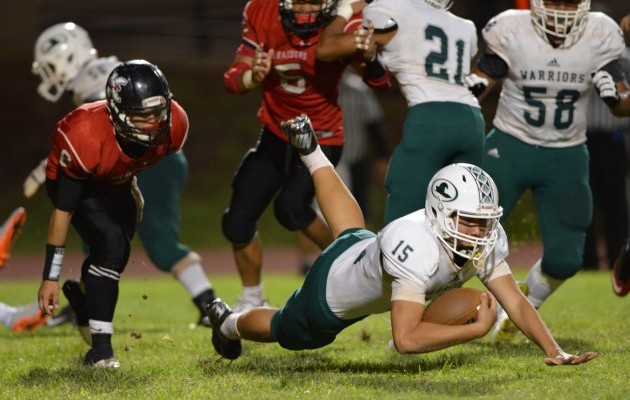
{"left": 422, "top": 287, "right": 483, "bottom": 325}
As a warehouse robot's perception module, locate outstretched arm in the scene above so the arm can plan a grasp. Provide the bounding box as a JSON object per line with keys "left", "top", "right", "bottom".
{"left": 487, "top": 275, "right": 598, "bottom": 366}
{"left": 281, "top": 115, "right": 364, "bottom": 238}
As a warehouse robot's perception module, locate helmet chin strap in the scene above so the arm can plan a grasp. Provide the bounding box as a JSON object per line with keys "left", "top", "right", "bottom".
{"left": 471, "top": 249, "right": 485, "bottom": 270}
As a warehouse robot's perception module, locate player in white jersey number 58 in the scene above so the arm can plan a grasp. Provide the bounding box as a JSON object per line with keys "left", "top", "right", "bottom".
{"left": 466, "top": 0, "right": 630, "bottom": 345}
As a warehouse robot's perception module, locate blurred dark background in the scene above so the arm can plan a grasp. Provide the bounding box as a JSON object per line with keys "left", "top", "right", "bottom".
{"left": 1, "top": 0, "right": 629, "bottom": 252}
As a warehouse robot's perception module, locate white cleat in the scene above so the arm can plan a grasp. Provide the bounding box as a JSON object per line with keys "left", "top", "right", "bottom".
{"left": 90, "top": 358, "right": 120, "bottom": 369}
{"left": 231, "top": 297, "right": 270, "bottom": 313}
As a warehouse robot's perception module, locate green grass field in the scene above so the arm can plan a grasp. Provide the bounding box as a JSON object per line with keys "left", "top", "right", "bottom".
{"left": 0, "top": 270, "right": 627, "bottom": 399}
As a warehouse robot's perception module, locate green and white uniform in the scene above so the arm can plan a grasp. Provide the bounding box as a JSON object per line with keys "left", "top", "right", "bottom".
{"left": 481, "top": 10, "right": 625, "bottom": 279}
{"left": 364, "top": 0, "right": 485, "bottom": 224}
{"left": 270, "top": 211, "right": 510, "bottom": 350}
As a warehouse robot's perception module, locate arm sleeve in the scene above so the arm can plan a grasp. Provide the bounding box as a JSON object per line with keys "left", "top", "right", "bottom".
{"left": 45, "top": 170, "right": 87, "bottom": 212}
{"left": 599, "top": 59, "right": 626, "bottom": 82}
{"left": 476, "top": 53, "right": 509, "bottom": 79}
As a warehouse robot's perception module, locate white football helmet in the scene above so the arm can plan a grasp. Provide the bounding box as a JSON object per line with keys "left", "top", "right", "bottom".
{"left": 425, "top": 163, "right": 503, "bottom": 263}
{"left": 530, "top": 0, "right": 590, "bottom": 48}
{"left": 423, "top": 0, "right": 453, "bottom": 11}
{"left": 32, "top": 22, "right": 97, "bottom": 102}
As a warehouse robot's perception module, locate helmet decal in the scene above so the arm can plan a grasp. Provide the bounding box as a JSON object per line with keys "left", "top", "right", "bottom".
{"left": 107, "top": 71, "right": 128, "bottom": 104}
{"left": 432, "top": 179, "right": 458, "bottom": 202}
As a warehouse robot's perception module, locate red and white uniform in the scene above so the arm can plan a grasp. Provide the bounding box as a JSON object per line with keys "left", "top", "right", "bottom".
{"left": 46, "top": 100, "right": 188, "bottom": 192}
{"left": 238, "top": 0, "right": 366, "bottom": 146}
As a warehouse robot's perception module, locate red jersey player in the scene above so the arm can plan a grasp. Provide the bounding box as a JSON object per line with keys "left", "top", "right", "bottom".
{"left": 37, "top": 60, "right": 187, "bottom": 368}
{"left": 221, "top": 0, "right": 390, "bottom": 312}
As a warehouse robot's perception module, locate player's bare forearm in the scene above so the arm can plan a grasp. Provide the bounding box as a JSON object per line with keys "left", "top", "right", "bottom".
{"left": 390, "top": 300, "right": 490, "bottom": 354}
{"left": 610, "top": 82, "right": 630, "bottom": 117}
{"left": 46, "top": 209, "right": 72, "bottom": 246}
{"left": 317, "top": 17, "right": 357, "bottom": 61}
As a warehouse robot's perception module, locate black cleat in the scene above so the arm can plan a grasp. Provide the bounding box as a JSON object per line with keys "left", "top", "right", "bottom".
{"left": 206, "top": 298, "right": 242, "bottom": 360}
{"left": 194, "top": 289, "right": 216, "bottom": 328}
{"left": 281, "top": 114, "right": 318, "bottom": 155}
{"left": 84, "top": 348, "right": 120, "bottom": 369}
{"left": 62, "top": 279, "right": 91, "bottom": 345}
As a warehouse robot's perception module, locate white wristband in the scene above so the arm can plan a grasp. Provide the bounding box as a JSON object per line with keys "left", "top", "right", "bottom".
{"left": 242, "top": 69, "right": 258, "bottom": 90}
{"left": 300, "top": 146, "right": 333, "bottom": 174}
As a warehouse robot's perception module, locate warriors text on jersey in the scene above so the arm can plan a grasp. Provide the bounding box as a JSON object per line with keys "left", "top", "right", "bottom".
{"left": 45, "top": 100, "right": 188, "bottom": 192}
{"left": 483, "top": 10, "right": 624, "bottom": 147}
{"left": 325, "top": 210, "right": 511, "bottom": 320}
{"left": 363, "top": 0, "right": 479, "bottom": 107}
{"left": 238, "top": 0, "right": 365, "bottom": 146}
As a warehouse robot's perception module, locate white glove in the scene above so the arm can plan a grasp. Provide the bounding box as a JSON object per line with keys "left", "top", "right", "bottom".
{"left": 464, "top": 73, "right": 489, "bottom": 98}
{"left": 131, "top": 176, "right": 144, "bottom": 222}
{"left": 336, "top": 0, "right": 360, "bottom": 21}
{"left": 592, "top": 70, "right": 620, "bottom": 107}
{"left": 23, "top": 158, "right": 48, "bottom": 198}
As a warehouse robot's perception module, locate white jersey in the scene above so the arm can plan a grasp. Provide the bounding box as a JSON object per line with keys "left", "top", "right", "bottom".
{"left": 326, "top": 210, "right": 511, "bottom": 319}
{"left": 68, "top": 56, "right": 120, "bottom": 106}
{"left": 363, "top": 0, "right": 480, "bottom": 108}
{"left": 484, "top": 10, "right": 624, "bottom": 147}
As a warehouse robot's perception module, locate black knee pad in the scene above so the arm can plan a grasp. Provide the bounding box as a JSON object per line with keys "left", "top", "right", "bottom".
{"left": 222, "top": 208, "right": 257, "bottom": 244}
{"left": 273, "top": 197, "right": 316, "bottom": 231}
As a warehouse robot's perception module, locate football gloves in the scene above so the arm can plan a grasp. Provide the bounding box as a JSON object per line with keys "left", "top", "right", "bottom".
{"left": 464, "top": 73, "right": 489, "bottom": 98}
{"left": 593, "top": 70, "right": 620, "bottom": 107}
{"left": 281, "top": 114, "right": 318, "bottom": 155}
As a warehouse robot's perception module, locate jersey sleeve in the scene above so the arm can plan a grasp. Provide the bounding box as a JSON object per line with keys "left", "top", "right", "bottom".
{"left": 237, "top": 0, "right": 263, "bottom": 56}
{"left": 168, "top": 101, "right": 189, "bottom": 152}
{"left": 51, "top": 110, "right": 98, "bottom": 180}
{"left": 590, "top": 13, "right": 625, "bottom": 71}
{"left": 481, "top": 11, "right": 515, "bottom": 68}
{"left": 378, "top": 219, "right": 441, "bottom": 304}
{"left": 363, "top": 0, "right": 398, "bottom": 32}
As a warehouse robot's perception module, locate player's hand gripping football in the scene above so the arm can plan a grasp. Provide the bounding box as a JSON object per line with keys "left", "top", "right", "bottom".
{"left": 472, "top": 292, "right": 498, "bottom": 337}
{"left": 544, "top": 349, "right": 598, "bottom": 366}
{"left": 281, "top": 114, "right": 318, "bottom": 155}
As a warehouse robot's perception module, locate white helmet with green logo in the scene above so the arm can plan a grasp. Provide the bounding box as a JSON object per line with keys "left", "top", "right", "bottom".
{"left": 425, "top": 163, "right": 503, "bottom": 261}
